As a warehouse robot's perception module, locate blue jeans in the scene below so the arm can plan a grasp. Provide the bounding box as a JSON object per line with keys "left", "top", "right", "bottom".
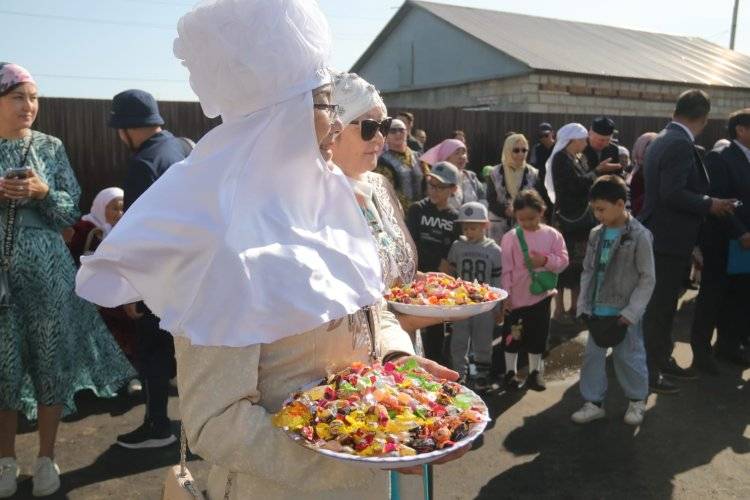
{"left": 579, "top": 320, "right": 649, "bottom": 402}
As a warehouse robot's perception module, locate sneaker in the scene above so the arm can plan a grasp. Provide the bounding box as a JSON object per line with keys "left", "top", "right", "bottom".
{"left": 127, "top": 378, "right": 143, "bottom": 395}
{"left": 624, "top": 400, "right": 646, "bottom": 426}
{"left": 116, "top": 421, "right": 177, "bottom": 449}
{"left": 660, "top": 357, "right": 697, "bottom": 380}
{"left": 0, "top": 457, "right": 19, "bottom": 499}
{"left": 571, "top": 402, "right": 606, "bottom": 424}
{"left": 504, "top": 371, "right": 524, "bottom": 391}
{"left": 649, "top": 373, "right": 680, "bottom": 395}
{"left": 527, "top": 370, "right": 546, "bottom": 391}
{"left": 32, "top": 457, "right": 60, "bottom": 497}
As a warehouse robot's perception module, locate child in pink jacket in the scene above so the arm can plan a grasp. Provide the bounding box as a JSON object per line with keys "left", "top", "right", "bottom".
{"left": 500, "top": 189, "right": 569, "bottom": 391}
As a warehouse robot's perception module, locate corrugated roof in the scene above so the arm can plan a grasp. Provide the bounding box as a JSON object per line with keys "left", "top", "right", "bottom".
{"left": 380, "top": 1, "right": 750, "bottom": 88}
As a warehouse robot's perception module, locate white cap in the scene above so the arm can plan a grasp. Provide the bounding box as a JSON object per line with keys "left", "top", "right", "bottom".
{"left": 457, "top": 201, "right": 488, "bottom": 222}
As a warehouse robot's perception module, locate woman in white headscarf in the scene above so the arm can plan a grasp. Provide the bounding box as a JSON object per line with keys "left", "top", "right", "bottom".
{"left": 76, "top": 1, "right": 461, "bottom": 497}
{"left": 68, "top": 187, "right": 123, "bottom": 266}
{"left": 545, "top": 123, "right": 595, "bottom": 321}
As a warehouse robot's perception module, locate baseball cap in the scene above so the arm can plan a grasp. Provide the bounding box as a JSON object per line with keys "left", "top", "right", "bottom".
{"left": 457, "top": 201, "right": 488, "bottom": 222}
{"left": 427, "top": 161, "right": 459, "bottom": 185}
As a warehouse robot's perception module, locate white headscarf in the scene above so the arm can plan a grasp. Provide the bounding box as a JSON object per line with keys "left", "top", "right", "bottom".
{"left": 81, "top": 187, "right": 123, "bottom": 236}
{"left": 544, "top": 123, "right": 588, "bottom": 204}
{"left": 332, "top": 72, "right": 386, "bottom": 125}
{"left": 76, "top": 0, "right": 384, "bottom": 347}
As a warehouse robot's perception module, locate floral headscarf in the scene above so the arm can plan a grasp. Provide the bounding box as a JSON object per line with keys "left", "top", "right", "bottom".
{"left": 0, "top": 63, "right": 35, "bottom": 95}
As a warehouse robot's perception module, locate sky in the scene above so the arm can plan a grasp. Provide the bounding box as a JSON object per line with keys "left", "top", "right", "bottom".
{"left": 3, "top": 0, "right": 749, "bottom": 101}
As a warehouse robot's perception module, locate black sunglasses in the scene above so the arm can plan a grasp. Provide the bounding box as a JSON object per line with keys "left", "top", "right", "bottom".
{"left": 512, "top": 148, "right": 528, "bottom": 154}
{"left": 350, "top": 117, "right": 393, "bottom": 141}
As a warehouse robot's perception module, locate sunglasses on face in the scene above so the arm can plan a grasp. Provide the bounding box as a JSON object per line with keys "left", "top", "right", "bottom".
{"left": 350, "top": 117, "right": 393, "bottom": 141}
{"left": 512, "top": 148, "right": 528, "bottom": 154}
{"left": 313, "top": 103, "right": 340, "bottom": 120}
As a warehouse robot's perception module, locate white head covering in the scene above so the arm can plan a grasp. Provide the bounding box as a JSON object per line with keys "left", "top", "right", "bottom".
{"left": 81, "top": 187, "right": 124, "bottom": 236}
{"left": 332, "top": 72, "right": 386, "bottom": 125}
{"left": 544, "top": 123, "right": 588, "bottom": 204}
{"left": 76, "top": 0, "right": 384, "bottom": 347}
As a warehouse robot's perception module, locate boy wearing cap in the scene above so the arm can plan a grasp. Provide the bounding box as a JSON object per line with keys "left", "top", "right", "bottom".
{"left": 585, "top": 116, "right": 623, "bottom": 178}
{"left": 447, "top": 202, "right": 503, "bottom": 390}
{"left": 406, "top": 161, "right": 462, "bottom": 364}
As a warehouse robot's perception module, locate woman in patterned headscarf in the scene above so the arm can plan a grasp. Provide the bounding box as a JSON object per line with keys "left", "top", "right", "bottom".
{"left": 0, "top": 63, "right": 134, "bottom": 498}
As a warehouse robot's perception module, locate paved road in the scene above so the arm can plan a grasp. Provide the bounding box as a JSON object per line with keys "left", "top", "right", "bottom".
{"left": 12, "top": 292, "right": 750, "bottom": 499}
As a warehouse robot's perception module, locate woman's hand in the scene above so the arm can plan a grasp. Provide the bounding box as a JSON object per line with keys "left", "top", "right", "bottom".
{"left": 1, "top": 171, "right": 49, "bottom": 200}
{"left": 396, "top": 314, "right": 448, "bottom": 333}
{"left": 528, "top": 251, "right": 547, "bottom": 268}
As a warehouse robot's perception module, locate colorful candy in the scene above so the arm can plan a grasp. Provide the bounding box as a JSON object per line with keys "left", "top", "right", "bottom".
{"left": 385, "top": 275, "right": 499, "bottom": 306}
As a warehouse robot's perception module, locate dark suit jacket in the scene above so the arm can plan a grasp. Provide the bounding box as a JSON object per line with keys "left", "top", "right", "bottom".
{"left": 717, "top": 142, "right": 750, "bottom": 238}
{"left": 639, "top": 122, "right": 711, "bottom": 257}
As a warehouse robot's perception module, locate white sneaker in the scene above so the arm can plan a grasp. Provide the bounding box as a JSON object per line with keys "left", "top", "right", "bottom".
{"left": 571, "top": 402, "right": 606, "bottom": 424}
{"left": 32, "top": 457, "right": 60, "bottom": 497}
{"left": 624, "top": 400, "right": 646, "bottom": 426}
{"left": 0, "top": 457, "right": 19, "bottom": 499}
{"left": 127, "top": 378, "right": 143, "bottom": 395}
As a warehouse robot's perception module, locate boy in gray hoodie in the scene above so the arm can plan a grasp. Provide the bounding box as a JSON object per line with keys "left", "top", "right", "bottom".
{"left": 572, "top": 176, "right": 656, "bottom": 426}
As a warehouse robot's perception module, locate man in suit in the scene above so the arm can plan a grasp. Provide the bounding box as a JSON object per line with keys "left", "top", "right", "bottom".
{"left": 640, "top": 89, "right": 736, "bottom": 394}
{"left": 691, "top": 109, "right": 750, "bottom": 373}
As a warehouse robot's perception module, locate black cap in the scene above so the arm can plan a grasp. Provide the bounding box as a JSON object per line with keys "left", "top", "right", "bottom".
{"left": 591, "top": 116, "right": 615, "bottom": 136}
{"left": 538, "top": 122, "right": 554, "bottom": 132}
{"left": 109, "top": 89, "right": 165, "bottom": 129}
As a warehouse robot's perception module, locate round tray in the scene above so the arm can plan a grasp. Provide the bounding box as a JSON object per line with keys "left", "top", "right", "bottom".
{"left": 280, "top": 381, "right": 490, "bottom": 469}
{"left": 388, "top": 287, "right": 508, "bottom": 320}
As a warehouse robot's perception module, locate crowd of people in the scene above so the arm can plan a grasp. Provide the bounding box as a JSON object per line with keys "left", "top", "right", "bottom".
{"left": 0, "top": 1, "right": 748, "bottom": 497}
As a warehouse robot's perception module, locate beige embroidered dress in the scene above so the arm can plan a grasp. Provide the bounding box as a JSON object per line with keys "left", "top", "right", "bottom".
{"left": 175, "top": 302, "right": 423, "bottom": 499}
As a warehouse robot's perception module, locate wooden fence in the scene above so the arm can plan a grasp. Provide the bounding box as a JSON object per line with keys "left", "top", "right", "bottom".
{"left": 32, "top": 98, "right": 728, "bottom": 210}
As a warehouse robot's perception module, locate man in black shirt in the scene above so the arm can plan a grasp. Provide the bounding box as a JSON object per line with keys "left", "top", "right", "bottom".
{"left": 108, "top": 89, "right": 190, "bottom": 449}
{"left": 584, "top": 116, "right": 623, "bottom": 177}
{"left": 530, "top": 122, "right": 555, "bottom": 209}
{"left": 406, "top": 161, "right": 461, "bottom": 363}
{"left": 396, "top": 111, "right": 423, "bottom": 154}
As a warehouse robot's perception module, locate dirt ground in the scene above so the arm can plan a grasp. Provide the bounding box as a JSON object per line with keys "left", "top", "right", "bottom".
{"left": 11, "top": 292, "right": 750, "bottom": 499}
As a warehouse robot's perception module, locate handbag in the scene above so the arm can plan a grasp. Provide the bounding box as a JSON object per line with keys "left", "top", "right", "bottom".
{"left": 555, "top": 205, "right": 596, "bottom": 234}
{"left": 583, "top": 240, "right": 627, "bottom": 348}
{"left": 163, "top": 425, "right": 207, "bottom": 500}
{"left": 1, "top": 136, "right": 32, "bottom": 308}
{"left": 516, "top": 226, "right": 558, "bottom": 295}
{"left": 727, "top": 239, "right": 750, "bottom": 275}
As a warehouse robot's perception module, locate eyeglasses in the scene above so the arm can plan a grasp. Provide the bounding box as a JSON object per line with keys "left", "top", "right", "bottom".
{"left": 512, "top": 148, "right": 529, "bottom": 154}
{"left": 350, "top": 117, "right": 393, "bottom": 141}
{"left": 313, "top": 103, "right": 340, "bottom": 119}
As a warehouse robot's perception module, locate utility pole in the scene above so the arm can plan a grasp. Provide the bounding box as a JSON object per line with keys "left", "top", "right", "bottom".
{"left": 730, "top": 0, "right": 740, "bottom": 50}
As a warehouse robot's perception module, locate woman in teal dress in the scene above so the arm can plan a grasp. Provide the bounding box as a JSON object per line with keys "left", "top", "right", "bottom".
{"left": 0, "top": 63, "right": 135, "bottom": 498}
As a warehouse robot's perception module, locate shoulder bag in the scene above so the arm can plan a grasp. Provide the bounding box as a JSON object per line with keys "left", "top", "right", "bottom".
{"left": 0, "top": 136, "right": 32, "bottom": 308}
{"left": 515, "top": 226, "right": 558, "bottom": 295}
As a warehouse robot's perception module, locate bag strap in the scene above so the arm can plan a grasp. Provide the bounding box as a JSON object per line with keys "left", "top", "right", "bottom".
{"left": 2, "top": 136, "right": 32, "bottom": 271}
{"left": 83, "top": 228, "right": 104, "bottom": 255}
{"left": 515, "top": 226, "right": 535, "bottom": 274}
{"left": 179, "top": 424, "right": 188, "bottom": 478}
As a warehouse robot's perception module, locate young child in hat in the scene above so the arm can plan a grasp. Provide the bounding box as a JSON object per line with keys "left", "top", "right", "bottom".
{"left": 446, "top": 201, "right": 503, "bottom": 390}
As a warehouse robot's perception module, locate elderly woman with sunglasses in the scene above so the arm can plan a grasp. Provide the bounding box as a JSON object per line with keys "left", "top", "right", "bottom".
{"left": 486, "top": 133, "right": 541, "bottom": 243}
{"left": 375, "top": 117, "right": 423, "bottom": 209}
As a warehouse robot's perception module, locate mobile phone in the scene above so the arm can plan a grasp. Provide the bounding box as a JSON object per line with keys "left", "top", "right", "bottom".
{"left": 4, "top": 167, "right": 32, "bottom": 180}
{"left": 733, "top": 200, "right": 744, "bottom": 208}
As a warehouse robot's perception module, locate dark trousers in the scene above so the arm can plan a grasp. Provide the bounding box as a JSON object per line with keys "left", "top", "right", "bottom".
{"left": 421, "top": 324, "right": 448, "bottom": 366}
{"left": 690, "top": 245, "right": 728, "bottom": 359}
{"left": 719, "top": 274, "right": 750, "bottom": 352}
{"left": 503, "top": 297, "right": 552, "bottom": 355}
{"left": 135, "top": 306, "right": 176, "bottom": 427}
{"left": 643, "top": 252, "right": 690, "bottom": 376}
